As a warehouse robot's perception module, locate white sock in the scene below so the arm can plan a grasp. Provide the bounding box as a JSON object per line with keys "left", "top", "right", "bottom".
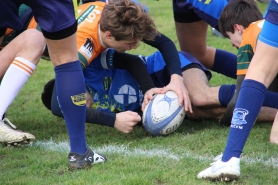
{"left": 0, "top": 57, "right": 36, "bottom": 118}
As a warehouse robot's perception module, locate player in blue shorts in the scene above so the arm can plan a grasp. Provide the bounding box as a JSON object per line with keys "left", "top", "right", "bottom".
{"left": 41, "top": 49, "right": 238, "bottom": 133}
{"left": 197, "top": 0, "right": 278, "bottom": 181}
{"left": 172, "top": 0, "right": 238, "bottom": 79}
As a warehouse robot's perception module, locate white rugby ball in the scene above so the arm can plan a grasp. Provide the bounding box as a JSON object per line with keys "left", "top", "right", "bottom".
{"left": 142, "top": 91, "right": 186, "bottom": 136}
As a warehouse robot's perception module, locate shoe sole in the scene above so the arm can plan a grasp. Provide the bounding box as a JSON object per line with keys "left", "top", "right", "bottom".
{"left": 203, "top": 173, "right": 239, "bottom": 182}
{"left": 68, "top": 163, "right": 92, "bottom": 170}
{"left": 68, "top": 152, "right": 107, "bottom": 170}
{"left": 1, "top": 137, "right": 35, "bottom": 147}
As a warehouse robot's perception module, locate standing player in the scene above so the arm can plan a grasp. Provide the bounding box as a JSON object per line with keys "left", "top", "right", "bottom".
{"left": 198, "top": 0, "right": 278, "bottom": 181}
{"left": 173, "top": 0, "right": 238, "bottom": 79}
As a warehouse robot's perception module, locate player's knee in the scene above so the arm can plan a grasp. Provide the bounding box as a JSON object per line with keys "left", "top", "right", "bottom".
{"left": 24, "top": 29, "right": 46, "bottom": 56}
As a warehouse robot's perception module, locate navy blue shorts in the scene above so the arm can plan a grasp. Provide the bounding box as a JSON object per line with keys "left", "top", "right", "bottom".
{"left": 145, "top": 51, "right": 212, "bottom": 87}
{"left": 172, "top": 0, "right": 229, "bottom": 28}
{"left": 0, "top": 0, "right": 76, "bottom": 34}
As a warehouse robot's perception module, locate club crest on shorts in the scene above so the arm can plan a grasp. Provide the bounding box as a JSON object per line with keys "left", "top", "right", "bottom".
{"left": 71, "top": 93, "right": 86, "bottom": 106}
{"left": 231, "top": 108, "right": 249, "bottom": 125}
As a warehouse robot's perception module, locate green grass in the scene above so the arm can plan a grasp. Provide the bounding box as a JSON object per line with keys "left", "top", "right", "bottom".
{"left": 1, "top": 1, "right": 277, "bottom": 185}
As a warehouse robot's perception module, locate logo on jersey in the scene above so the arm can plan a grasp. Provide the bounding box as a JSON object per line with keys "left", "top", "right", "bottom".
{"left": 78, "top": 5, "right": 101, "bottom": 25}
{"left": 231, "top": 108, "right": 249, "bottom": 126}
{"left": 198, "top": 0, "right": 212, "bottom": 4}
{"left": 114, "top": 85, "right": 137, "bottom": 104}
{"left": 103, "top": 76, "right": 112, "bottom": 91}
{"left": 71, "top": 93, "right": 86, "bottom": 106}
{"left": 79, "top": 38, "right": 94, "bottom": 60}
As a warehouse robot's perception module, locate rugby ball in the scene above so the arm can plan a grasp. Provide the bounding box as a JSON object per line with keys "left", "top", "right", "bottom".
{"left": 142, "top": 91, "right": 186, "bottom": 136}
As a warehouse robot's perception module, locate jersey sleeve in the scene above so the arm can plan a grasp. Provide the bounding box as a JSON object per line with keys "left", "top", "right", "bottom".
{"left": 236, "top": 20, "right": 262, "bottom": 76}
{"left": 236, "top": 44, "right": 254, "bottom": 76}
{"left": 143, "top": 33, "right": 182, "bottom": 77}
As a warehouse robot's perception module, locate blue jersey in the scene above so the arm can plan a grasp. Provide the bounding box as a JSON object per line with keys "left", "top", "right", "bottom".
{"left": 83, "top": 49, "right": 144, "bottom": 113}
{"left": 173, "top": 0, "right": 229, "bottom": 28}
{"left": 83, "top": 49, "right": 211, "bottom": 113}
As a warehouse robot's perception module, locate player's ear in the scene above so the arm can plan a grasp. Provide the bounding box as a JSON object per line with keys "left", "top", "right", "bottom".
{"left": 105, "top": 31, "right": 113, "bottom": 39}
{"left": 234, "top": 24, "right": 244, "bottom": 35}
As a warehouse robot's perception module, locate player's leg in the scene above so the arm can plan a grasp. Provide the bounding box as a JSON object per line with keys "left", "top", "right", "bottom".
{"left": 28, "top": 0, "right": 106, "bottom": 169}
{"left": 0, "top": 29, "right": 44, "bottom": 109}
{"left": 270, "top": 111, "right": 278, "bottom": 144}
{"left": 173, "top": 0, "right": 237, "bottom": 79}
{"left": 198, "top": 1, "right": 278, "bottom": 181}
{"left": 0, "top": 6, "right": 42, "bottom": 146}
{"left": 0, "top": 29, "right": 45, "bottom": 117}
{"left": 175, "top": 21, "right": 213, "bottom": 69}
{"left": 182, "top": 67, "right": 230, "bottom": 120}
{"left": 175, "top": 21, "right": 236, "bottom": 79}
{"left": 183, "top": 68, "right": 220, "bottom": 107}
{"left": 186, "top": 106, "right": 226, "bottom": 120}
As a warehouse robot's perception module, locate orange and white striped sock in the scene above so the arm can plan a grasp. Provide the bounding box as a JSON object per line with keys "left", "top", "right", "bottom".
{"left": 0, "top": 57, "right": 36, "bottom": 118}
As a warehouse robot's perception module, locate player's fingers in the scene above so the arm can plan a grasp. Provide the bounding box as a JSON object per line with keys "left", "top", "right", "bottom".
{"left": 142, "top": 94, "right": 153, "bottom": 111}
{"left": 133, "top": 114, "right": 141, "bottom": 123}
{"left": 151, "top": 87, "right": 163, "bottom": 95}
{"left": 172, "top": 90, "right": 184, "bottom": 107}
{"left": 126, "top": 110, "right": 138, "bottom": 115}
{"left": 141, "top": 100, "right": 148, "bottom": 112}
{"left": 126, "top": 111, "right": 141, "bottom": 123}
{"left": 183, "top": 93, "right": 192, "bottom": 113}
{"left": 160, "top": 86, "right": 169, "bottom": 94}
{"left": 128, "top": 127, "right": 133, "bottom": 133}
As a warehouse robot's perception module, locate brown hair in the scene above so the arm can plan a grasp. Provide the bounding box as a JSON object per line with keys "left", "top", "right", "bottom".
{"left": 100, "top": 0, "right": 158, "bottom": 41}
{"left": 218, "top": 0, "right": 262, "bottom": 38}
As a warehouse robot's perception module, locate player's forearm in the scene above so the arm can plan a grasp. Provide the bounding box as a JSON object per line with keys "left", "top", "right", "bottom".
{"left": 113, "top": 51, "right": 154, "bottom": 94}
{"left": 85, "top": 107, "right": 116, "bottom": 127}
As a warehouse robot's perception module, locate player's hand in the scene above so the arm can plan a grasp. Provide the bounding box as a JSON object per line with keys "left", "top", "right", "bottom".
{"left": 86, "top": 90, "right": 93, "bottom": 107}
{"left": 141, "top": 87, "right": 163, "bottom": 112}
{"left": 160, "top": 74, "right": 192, "bottom": 113}
{"left": 114, "top": 111, "right": 141, "bottom": 133}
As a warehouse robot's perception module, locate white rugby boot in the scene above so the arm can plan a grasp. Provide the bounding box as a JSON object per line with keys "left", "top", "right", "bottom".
{"left": 197, "top": 154, "right": 240, "bottom": 181}
{"left": 0, "top": 118, "right": 35, "bottom": 146}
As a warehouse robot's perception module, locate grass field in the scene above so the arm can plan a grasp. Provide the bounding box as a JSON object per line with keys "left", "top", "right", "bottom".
{"left": 1, "top": 1, "right": 278, "bottom": 185}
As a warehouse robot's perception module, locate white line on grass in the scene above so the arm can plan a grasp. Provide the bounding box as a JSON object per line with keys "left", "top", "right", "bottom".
{"left": 34, "top": 140, "right": 278, "bottom": 168}
{"left": 34, "top": 139, "right": 180, "bottom": 160}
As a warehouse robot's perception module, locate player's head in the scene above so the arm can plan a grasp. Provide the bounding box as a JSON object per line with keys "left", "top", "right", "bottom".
{"left": 41, "top": 79, "right": 55, "bottom": 111}
{"left": 100, "top": 0, "right": 158, "bottom": 52}
{"left": 218, "top": 0, "right": 262, "bottom": 47}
